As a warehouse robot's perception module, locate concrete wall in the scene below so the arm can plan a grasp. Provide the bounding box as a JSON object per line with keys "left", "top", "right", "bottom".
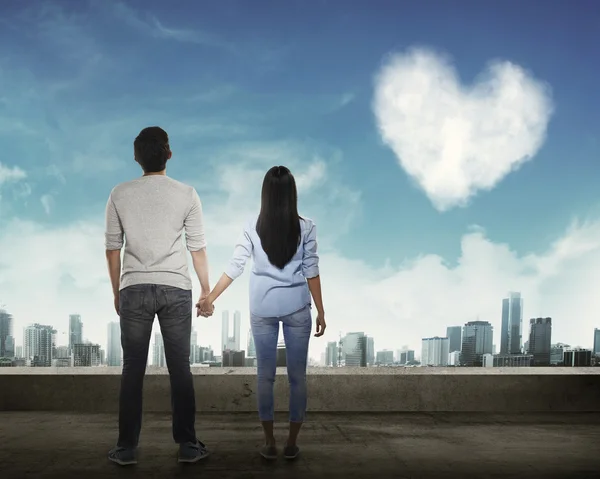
{"left": 1, "top": 367, "right": 599, "bottom": 412}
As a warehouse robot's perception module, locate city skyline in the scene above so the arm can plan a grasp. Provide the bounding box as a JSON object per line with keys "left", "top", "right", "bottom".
{"left": 2, "top": 291, "right": 599, "bottom": 364}
{"left": 0, "top": 2, "right": 599, "bottom": 359}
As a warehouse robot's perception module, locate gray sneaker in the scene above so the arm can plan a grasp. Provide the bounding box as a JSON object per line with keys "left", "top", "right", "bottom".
{"left": 178, "top": 440, "right": 210, "bottom": 463}
{"left": 283, "top": 444, "right": 300, "bottom": 460}
{"left": 260, "top": 444, "right": 278, "bottom": 460}
{"left": 108, "top": 447, "right": 137, "bottom": 466}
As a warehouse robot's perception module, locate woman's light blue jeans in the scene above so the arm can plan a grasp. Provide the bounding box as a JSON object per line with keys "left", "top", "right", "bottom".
{"left": 250, "top": 304, "right": 312, "bottom": 422}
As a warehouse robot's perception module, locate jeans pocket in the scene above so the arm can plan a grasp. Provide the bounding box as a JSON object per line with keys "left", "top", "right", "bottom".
{"left": 120, "top": 286, "right": 147, "bottom": 316}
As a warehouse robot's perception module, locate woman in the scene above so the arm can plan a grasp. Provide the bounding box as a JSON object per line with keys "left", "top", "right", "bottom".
{"left": 198, "top": 165, "right": 326, "bottom": 461}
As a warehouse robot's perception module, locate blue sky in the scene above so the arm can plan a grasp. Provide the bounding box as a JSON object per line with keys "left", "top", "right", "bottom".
{"left": 1, "top": 0, "right": 599, "bottom": 358}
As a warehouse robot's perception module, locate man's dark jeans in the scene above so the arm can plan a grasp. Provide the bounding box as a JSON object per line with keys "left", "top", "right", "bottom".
{"left": 117, "top": 284, "right": 196, "bottom": 449}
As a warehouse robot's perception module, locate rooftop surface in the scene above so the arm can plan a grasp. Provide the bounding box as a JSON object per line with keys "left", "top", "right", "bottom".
{"left": 1, "top": 411, "right": 599, "bottom": 479}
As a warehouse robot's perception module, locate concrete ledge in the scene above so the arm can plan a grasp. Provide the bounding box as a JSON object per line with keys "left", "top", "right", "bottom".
{"left": 1, "top": 367, "right": 599, "bottom": 413}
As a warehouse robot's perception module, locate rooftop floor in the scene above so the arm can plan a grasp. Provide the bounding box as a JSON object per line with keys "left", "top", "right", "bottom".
{"left": 1, "top": 412, "right": 599, "bottom": 479}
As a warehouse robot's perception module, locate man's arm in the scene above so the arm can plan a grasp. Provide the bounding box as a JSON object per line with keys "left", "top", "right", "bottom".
{"left": 106, "top": 250, "right": 121, "bottom": 297}
{"left": 185, "top": 188, "right": 210, "bottom": 297}
{"left": 105, "top": 194, "right": 124, "bottom": 313}
{"left": 190, "top": 248, "right": 210, "bottom": 294}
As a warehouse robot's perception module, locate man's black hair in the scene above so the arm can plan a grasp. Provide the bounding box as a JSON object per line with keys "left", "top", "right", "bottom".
{"left": 134, "top": 126, "right": 170, "bottom": 173}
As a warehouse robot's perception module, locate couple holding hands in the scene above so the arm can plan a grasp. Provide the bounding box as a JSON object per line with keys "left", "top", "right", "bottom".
{"left": 105, "top": 126, "right": 326, "bottom": 467}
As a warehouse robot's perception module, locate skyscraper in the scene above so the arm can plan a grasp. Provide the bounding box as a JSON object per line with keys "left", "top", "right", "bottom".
{"left": 73, "top": 343, "right": 101, "bottom": 367}
{"left": 221, "top": 311, "right": 229, "bottom": 351}
{"left": 233, "top": 311, "right": 241, "bottom": 351}
{"left": 247, "top": 329, "right": 256, "bottom": 357}
{"left": 325, "top": 341, "right": 338, "bottom": 366}
{"left": 528, "top": 317, "right": 552, "bottom": 366}
{"left": 0, "top": 309, "right": 14, "bottom": 358}
{"left": 446, "top": 326, "right": 462, "bottom": 353}
{"left": 221, "top": 310, "right": 241, "bottom": 352}
{"left": 500, "top": 292, "right": 523, "bottom": 354}
{"left": 24, "top": 324, "right": 56, "bottom": 367}
{"left": 421, "top": 337, "right": 450, "bottom": 366}
{"left": 461, "top": 321, "right": 493, "bottom": 366}
{"left": 593, "top": 328, "right": 600, "bottom": 356}
{"left": 106, "top": 322, "right": 121, "bottom": 367}
{"left": 69, "top": 314, "right": 83, "bottom": 353}
{"left": 153, "top": 333, "right": 166, "bottom": 367}
{"left": 375, "top": 350, "right": 394, "bottom": 365}
{"left": 342, "top": 332, "right": 367, "bottom": 367}
{"left": 366, "top": 336, "right": 375, "bottom": 365}
{"left": 190, "top": 328, "right": 198, "bottom": 363}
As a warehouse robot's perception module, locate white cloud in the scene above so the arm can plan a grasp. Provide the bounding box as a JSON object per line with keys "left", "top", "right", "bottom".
{"left": 112, "top": 3, "right": 235, "bottom": 52}
{"left": 0, "top": 163, "right": 27, "bottom": 185}
{"left": 0, "top": 147, "right": 597, "bottom": 361}
{"left": 2, "top": 211, "right": 600, "bottom": 361}
{"left": 373, "top": 47, "right": 554, "bottom": 211}
{"left": 40, "top": 194, "right": 54, "bottom": 215}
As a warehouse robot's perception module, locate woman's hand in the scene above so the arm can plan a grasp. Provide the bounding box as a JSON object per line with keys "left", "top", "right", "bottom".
{"left": 196, "top": 293, "right": 215, "bottom": 318}
{"left": 314, "top": 314, "right": 326, "bottom": 337}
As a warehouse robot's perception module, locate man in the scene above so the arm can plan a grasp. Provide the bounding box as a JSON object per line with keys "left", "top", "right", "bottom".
{"left": 104, "top": 126, "right": 213, "bottom": 466}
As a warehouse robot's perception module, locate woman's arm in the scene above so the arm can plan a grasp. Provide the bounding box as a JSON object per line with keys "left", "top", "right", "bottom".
{"left": 197, "top": 223, "right": 253, "bottom": 316}
{"left": 303, "top": 221, "right": 326, "bottom": 336}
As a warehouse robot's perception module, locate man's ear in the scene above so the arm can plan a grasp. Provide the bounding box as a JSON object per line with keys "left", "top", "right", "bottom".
{"left": 167, "top": 150, "right": 173, "bottom": 160}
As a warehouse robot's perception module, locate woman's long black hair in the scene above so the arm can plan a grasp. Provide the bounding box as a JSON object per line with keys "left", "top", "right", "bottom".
{"left": 256, "top": 166, "right": 301, "bottom": 269}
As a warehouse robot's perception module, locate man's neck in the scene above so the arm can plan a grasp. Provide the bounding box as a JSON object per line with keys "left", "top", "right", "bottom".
{"left": 143, "top": 169, "right": 167, "bottom": 177}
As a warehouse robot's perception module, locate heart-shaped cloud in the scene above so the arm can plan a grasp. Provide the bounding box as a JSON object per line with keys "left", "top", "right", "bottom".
{"left": 373, "top": 47, "right": 554, "bottom": 211}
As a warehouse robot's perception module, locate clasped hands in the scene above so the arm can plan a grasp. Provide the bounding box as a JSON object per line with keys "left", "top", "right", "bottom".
{"left": 195, "top": 293, "right": 215, "bottom": 318}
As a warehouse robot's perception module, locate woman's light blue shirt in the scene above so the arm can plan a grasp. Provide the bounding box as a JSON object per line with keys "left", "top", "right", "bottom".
{"left": 224, "top": 216, "right": 319, "bottom": 318}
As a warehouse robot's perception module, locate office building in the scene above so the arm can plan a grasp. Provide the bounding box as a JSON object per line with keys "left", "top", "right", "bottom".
{"left": 55, "top": 346, "right": 70, "bottom": 359}
{"left": 421, "top": 337, "right": 449, "bottom": 366}
{"left": 221, "top": 310, "right": 241, "bottom": 353}
{"left": 446, "top": 326, "right": 462, "bottom": 353}
{"left": 190, "top": 328, "right": 198, "bottom": 363}
{"left": 376, "top": 350, "right": 394, "bottom": 365}
{"left": 0, "top": 309, "right": 14, "bottom": 358}
{"left": 367, "top": 337, "right": 375, "bottom": 366}
{"left": 73, "top": 343, "right": 101, "bottom": 367}
{"left": 191, "top": 345, "right": 214, "bottom": 364}
{"left": 153, "top": 333, "right": 166, "bottom": 367}
{"left": 15, "top": 345, "right": 23, "bottom": 359}
{"left": 563, "top": 349, "right": 592, "bottom": 367}
{"left": 483, "top": 354, "right": 533, "bottom": 367}
{"left": 594, "top": 329, "right": 600, "bottom": 356}
{"left": 69, "top": 314, "right": 83, "bottom": 354}
{"left": 247, "top": 329, "right": 256, "bottom": 358}
{"left": 24, "top": 323, "right": 56, "bottom": 366}
{"left": 107, "top": 322, "right": 121, "bottom": 367}
{"left": 325, "top": 341, "right": 338, "bottom": 366}
{"left": 550, "top": 343, "right": 570, "bottom": 365}
{"left": 461, "top": 321, "right": 493, "bottom": 366}
{"left": 500, "top": 292, "right": 523, "bottom": 355}
{"left": 222, "top": 349, "right": 245, "bottom": 367}
{"left": 342, "top": 332, "right": 367, "bottom": 367}
{"left": 233, "top": 311, "right": 242, "bottom": 351}
{"left": 448, "top": 351, "right": 461, "bottom": 366}
{"left": 528, "top": 318, "right": 552, "bottom": 366}
{"left": 397, "top": 349, "right": 415, "bottom": 364}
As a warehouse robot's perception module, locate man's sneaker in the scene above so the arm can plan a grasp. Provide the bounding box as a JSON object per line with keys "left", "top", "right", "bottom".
{"left": 283, "top": 444, "right": 300, "bottom": 460}
{"left": 259, "top": 444, "right": 278, "bottom": 460}
{"left": 178, "top": 440, "right": 210, "bottom": 463}
{"left": 108, "top": 447, "right": 137, "bottom": 466}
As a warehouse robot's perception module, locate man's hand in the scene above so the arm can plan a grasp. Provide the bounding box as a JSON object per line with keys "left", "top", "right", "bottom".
{"left": 196, "top": 293, "right": 214, "bottom": 318}
{"left": 114, "top": 293, "right": 120, "bottom": 316}
{"left": 314, "top": 314, "right": 326, "bottom": 337}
